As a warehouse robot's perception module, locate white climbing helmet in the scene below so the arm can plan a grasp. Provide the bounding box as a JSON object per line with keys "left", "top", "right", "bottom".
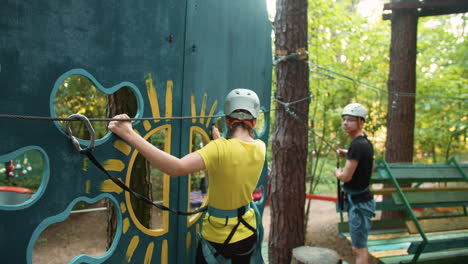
{"left": 224, "top": 88, "right": 260, "bottom": 119}
{"left": 342, "top": 103, "right": 367, "bottom": 121}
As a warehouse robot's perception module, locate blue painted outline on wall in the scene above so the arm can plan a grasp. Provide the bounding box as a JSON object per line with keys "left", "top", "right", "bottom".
{"left": 49, "top": 68, "right": 145, "bottom": 147}
{"left": 26, "top": 194, "right": 123, "bottom": 264}
{"left": 0, "top": 146, "right": 50, "bottom": 211}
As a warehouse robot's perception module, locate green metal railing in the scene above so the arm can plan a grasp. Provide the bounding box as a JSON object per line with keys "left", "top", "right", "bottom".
{"left": 377, "top": 158, "right": 428, "bottom": 263}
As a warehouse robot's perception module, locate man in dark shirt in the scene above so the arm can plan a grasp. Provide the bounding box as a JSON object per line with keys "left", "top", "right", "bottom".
{"left": 335, "top": 103, "right": 375, "bottom": 264}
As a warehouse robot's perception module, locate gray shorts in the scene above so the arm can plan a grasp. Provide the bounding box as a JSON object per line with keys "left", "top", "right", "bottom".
{"left": 348, "top": 199, "right": 376, "bottom": 248}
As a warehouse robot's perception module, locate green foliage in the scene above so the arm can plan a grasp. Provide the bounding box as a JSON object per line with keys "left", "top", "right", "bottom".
{"left": 414, "top": 14, "right": 467, "bottom": 162}
{"left": 306, "top": 0, "right": 390, "bottom": 194}
{"left": 303, "top": 1, "right": 467, "bottom": 198}
{"left": 54, "top": 75, "right": 108, "bottom": 140}
{"left": 149, "top": 130, "right": 167, "bottom": 201}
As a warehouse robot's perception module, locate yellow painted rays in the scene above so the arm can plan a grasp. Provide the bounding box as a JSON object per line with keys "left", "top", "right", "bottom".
{"left": 90, "top": 73, "right": 219, "bottom": 264}
{"left": 191, "top": 92, "right": 218, "bottom": 127}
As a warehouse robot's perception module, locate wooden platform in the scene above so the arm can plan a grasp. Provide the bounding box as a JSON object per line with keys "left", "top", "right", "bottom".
{"left": 341, "top": 230, "right": 468, "bottom": 264}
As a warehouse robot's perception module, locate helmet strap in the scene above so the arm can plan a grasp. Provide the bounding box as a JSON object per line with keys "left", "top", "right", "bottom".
{"left": 230, "top": 119, "right": 254, "bottom": 128}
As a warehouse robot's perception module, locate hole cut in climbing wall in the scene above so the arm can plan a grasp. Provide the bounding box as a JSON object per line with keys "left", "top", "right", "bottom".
{"left": 130, "top": 127, "right": 170, "bottom": 231}
{"left": 0, "top": 148, "right": 46, "bottom": 206}
{"left": 53, "top": 74, "right": 138, "bottom": 140}
{"left": 32, "top": 198, "right": 117, "bottom": 264}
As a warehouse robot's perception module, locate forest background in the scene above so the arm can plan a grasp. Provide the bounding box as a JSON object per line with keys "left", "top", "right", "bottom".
{"left": 267, "top": 0, "right": 467, "bottom": 195}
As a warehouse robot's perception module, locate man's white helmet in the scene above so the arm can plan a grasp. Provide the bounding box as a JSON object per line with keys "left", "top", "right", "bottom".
{"left": 224, "top": 89, "right": 260, "bottom": 120}
{"left": 342, "top": 103, "right": 367, "bottom": 121}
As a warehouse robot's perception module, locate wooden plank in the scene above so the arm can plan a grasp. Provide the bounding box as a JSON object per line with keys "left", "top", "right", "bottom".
{"left": 392, "top": 191, "right": 468, "bottom": 205}
{"left": 372, "top": 165, "right": 466, "bottom": 184}
{"left": 435, "top": 206, "right": 464, "bottom": 212}
{"left": 379, "top": 248, "right": 468, "bottom": 264}
{"left": 338, "top": 218, "right": 406, "bottom": 233}
{"left": 408, "top": 237, "right": 468, "bottom": 254}
{"left": 370, "top": 248, "right": 408, "bottom": 258}
{"left": 406, "top": 216, "right": 468, "bottom": 234}
{"left": 372, "top": 187, "right": 468, "bottom": 196}
{"left": 374, "top": 200, "right": 466, "bottom": 211}
{"left": 368, "top": 232, "right": 413, "bottom": 241}
{"left": 369, "top": 242, "right": 410, "bottom": 253}
{"left": 376, "top": 200, "right": 406, "bottom": 211}
{"left": 368, "top": 231, "right": 468, "bottom": 245}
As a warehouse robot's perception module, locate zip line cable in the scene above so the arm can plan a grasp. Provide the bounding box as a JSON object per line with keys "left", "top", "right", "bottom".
{"left": 274, "top": 49, "right": 466, "bottom": 101}
{"left": 0, "top": 99, "right": 307, "bottom": 123}
{"left": 309, "top": 62, "right": 467, "bottom": 102}
{"left": 0, "top": 114, "right": 226, "bottom": 122}
{"left": 1, "top": 60, "right": 465, "bottom": 124}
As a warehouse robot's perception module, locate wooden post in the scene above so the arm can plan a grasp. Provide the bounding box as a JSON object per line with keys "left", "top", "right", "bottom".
{"left": 383, "top": 0, "right": 418, "bottom": 219}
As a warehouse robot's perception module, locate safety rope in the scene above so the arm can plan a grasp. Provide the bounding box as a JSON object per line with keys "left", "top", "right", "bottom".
{"left": 0, "top": 113, "right": 225, "bottom": 122}
{"left": 0, "top": 110, "right": 283, "bottom": 123}
{"left": 272, "top": 95, "right": 312, "bottom": 120}
{"left": 273, "top": 50, "right": 309, "bottom": 65}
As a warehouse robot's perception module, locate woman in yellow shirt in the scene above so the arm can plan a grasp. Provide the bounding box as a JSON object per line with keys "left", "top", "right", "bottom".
{"left": 108, "top": 89, "right": 265, "bottom": 264}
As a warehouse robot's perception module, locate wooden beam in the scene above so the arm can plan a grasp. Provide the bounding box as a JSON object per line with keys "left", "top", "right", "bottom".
{"left": 408, "top": 236, "right": 468, "bottom": 253}
{"left": 419, "top": 7, "right": 468, "bottom": 17}
{"left": 372, "top": 187, "right": 468, "bottom": 196}
{"left": 384, "top": 0, "right": 468, "bottom": 11}
{"left": 406, "top": 216, "right": 468, "bottom": 234}
{"left": 392, "top": 191, "right": 468, "bottom": 205}
{"left": 383, "top": 0, "right": 468, "bottom": 20}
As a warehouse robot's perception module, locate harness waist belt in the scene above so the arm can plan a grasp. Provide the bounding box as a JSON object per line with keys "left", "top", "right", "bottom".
{"left": 207, "top": 204, "right": 251, "bottom": 218}
{"left": 344, "top": 186, "right": 369, "bottom": 196}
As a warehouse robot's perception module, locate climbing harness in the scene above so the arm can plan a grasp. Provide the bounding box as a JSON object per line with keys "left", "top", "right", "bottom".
{"left": 199, "top": 202, "right": 264, "bottom": 264}
{"left": 342, "top": 186, "right": 375, "bottom": 222}
{"left": 66, "top": 114, "right": 207, "bottom": 216}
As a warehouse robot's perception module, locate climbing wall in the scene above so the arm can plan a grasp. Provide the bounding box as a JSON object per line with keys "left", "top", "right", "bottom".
{"left": 0, "top": 1, "right": 272, "bottom": 263}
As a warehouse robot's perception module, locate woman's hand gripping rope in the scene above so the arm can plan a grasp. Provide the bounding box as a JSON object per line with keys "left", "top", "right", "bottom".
{"left": 107, "top": 113, "right": 133, "bottom": 140}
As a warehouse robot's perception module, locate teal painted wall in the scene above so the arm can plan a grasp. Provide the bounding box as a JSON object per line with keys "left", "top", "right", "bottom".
{"left": 0, "top": 1, "right": 272, "bottom": 263}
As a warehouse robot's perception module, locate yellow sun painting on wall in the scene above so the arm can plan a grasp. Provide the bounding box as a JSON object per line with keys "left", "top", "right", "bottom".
{"left": 92, "top": 73, "right": 217, "bottom": 263}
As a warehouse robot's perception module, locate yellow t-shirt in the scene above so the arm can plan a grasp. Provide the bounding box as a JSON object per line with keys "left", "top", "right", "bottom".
{"left": 196, "top": 138, "right": 266, "bottom": 243}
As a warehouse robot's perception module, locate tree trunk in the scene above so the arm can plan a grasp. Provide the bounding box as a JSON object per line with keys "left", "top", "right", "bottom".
{"left": 269, "top": 0, "right": 309, "bottom": 263}
{"left": 106, "top": 87, "right": 152, "bottom": 248}
{"left": 383, "top": 0, "right": 418, "bottom": 219}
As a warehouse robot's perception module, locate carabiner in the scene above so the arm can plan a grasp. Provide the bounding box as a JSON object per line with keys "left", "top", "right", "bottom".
{"left": 66, "top": 114, "right": 96, "bottom": 153}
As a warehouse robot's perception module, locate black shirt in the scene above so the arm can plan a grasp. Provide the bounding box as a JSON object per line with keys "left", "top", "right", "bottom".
{"left": 344, "top": 135, "right": 374, "bottom": 191}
